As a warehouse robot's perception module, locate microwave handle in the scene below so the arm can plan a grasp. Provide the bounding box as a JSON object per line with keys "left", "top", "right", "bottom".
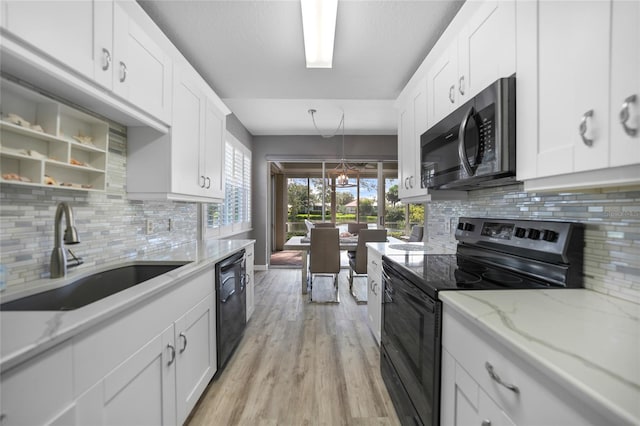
{"left": 458, "top": 106, "right": 477, "bottom": 177}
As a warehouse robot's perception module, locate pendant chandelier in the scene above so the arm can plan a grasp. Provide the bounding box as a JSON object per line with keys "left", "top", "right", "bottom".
{"left": 308, "top": 108, "right": 358, "bottom": 188}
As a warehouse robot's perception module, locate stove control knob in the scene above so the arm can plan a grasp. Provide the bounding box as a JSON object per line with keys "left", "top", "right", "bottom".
{"left": 514, "top": 227, "right": 527, "bottom": 238}
{"left": 542, "top": 229, "right": 558, "bottom": 242}
{"left": 464, "top": 223, "right": 475, "bottom": 232}
{"left": 527, "top": 228, "right": 540, "bottom": 240}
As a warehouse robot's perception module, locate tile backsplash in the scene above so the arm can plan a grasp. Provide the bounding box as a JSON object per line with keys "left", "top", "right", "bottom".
{"left": 0, "top": 124, "right": 198, "bottom": 289}
{"left": 426, "top": 185, "right": 640, "bottom": 304}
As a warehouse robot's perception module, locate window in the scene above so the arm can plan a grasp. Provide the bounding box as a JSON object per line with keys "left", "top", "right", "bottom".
{"left": 204, "top": 133, "right": 251, "bottom": 238}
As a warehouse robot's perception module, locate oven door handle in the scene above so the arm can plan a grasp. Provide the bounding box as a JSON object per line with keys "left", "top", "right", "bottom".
{"left": 458, "top": 106, "right": 479, "bottom": 177}
{"left": 220, "top": 288, "right": 236, "bottom": 304}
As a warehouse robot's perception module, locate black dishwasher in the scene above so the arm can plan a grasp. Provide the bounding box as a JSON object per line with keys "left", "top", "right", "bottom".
{"left": 215, "top": 249, "right": 246, "bottom": 373}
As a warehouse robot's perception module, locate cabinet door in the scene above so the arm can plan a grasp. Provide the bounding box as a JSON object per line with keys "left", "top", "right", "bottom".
{"left": 245, "top": 244, "right": 255, "bottom": 320}
{"left": 113, "top": 3, "right": 172, "bottom": 123}
{"left": 537, "top": 0, "right": 611, "bottom": 176}
{"left": 175, "top": 294, "right": 216, "bottom": 425}
{"left": 203, "top": 99, "right": 226, "bottom": 200}
{"left": 1, "top": 0, "right": 110, "bottom": 85}
{"left": 458, "top": 0, "right": 516, "bottom": 101}
{"left": 75, "top": 325, "right": 177, "bottom": 426}
{"left": 427, "top": 45, "right": 458, "bottom": 126}
{"left": 610, "top": 0, "right": 640, "bottom": 167}
{"left": 0, "top": 341, "right": 75, "bottom": 426}
{"left": 172, "top": 65, "right": 205, "bottom": 197}
{"left": 366, "top": 248, "right": 382, "bottom": 345}
{"left": 397, "top": 106, "right": 411, "bottom": 199}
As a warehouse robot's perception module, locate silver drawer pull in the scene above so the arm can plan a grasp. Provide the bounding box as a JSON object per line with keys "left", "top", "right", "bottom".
{"left": 485, "top": 362, "right": 519, "bottom": 394}
{"left": 619, "top": 94, "right": 637, "bottom": 137}
{"left": 481, "top": 420, "right": 491, "bottom": 426}
{"left": 179, "top": 332, "right": 188, "bottom": 353}
{"left": 167, "top": 343, "right": 176, "bottom": 365}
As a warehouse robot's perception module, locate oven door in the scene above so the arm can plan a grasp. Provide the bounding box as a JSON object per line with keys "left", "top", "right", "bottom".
{"left": 381, "top": 261, "right": 441, "bottom": 426}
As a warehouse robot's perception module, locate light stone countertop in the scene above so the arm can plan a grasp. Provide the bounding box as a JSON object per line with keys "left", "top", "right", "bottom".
{"left": 366, "top": 241, "right": 454, "bottom": 256}
{"left": 440, "top": 289, "right": 640, "bottom": 425}
{"left": 0, "top": 239, "right": 254, "bottom": 372}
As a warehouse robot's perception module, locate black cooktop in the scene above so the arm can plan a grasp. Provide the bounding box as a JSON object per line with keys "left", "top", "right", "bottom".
{"left": 383, "top": 252, "right": 554, "bottom": 300}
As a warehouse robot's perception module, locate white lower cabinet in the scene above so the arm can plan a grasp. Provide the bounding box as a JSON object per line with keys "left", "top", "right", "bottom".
{"left": 0, "top": 340, "right": 75, "bottom": 426}
{"left": 68, "top": 265, "right": 217, "bottom": 426}
{"left": 245, "top": 244, "right": 255, "bottom": 321}
{"left": 175, "top": 293, "right": 216, "bottom": 425}
{"left": 75, "top": 325, "right": 176, "bottom": 426}
{"left": 366, "top": 248, "right": 383, "bottom": 345}
{"left": 441, "top": 305, "right": 612, "bottom": 426}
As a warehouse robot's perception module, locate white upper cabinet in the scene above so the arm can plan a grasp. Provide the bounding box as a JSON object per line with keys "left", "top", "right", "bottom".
{"left": 397, "top": 79, "right": 427, "bottom": 200}
{"left": 1, "top": 0, "right": 104, "bottom": 84}
{"left": 427, "top": 0, "right": 515, "bottom": 127}
{"left": 112, "top": 2, "right": 172, "bottom": 123}
{"left": 537, "top": 1, "right": 611, "bottom": 176}
{"left": 610, "top": 0, "right": 640, "bottom": 167}
{"left": 517, "top": 0, "right": 640, "bottom": 190}
{"left": 1, "top": 0, "right": 171, "bottom": 127}
{"left": 127, "top": 61, "right": 229, "bottom": 202}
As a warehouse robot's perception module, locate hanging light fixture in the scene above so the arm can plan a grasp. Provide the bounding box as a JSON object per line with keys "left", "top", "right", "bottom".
{"left": 308, "top": 109, "right": 358, "bottom": 188}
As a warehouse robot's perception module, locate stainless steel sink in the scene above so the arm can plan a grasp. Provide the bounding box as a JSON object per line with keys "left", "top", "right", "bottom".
{"left": 0, "top": 261, "right": 191, "bottom": 311}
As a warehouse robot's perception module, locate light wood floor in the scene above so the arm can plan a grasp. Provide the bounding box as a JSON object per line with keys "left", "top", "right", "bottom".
{"left": 186, "top": 269, "right": 401, "bottom": 426}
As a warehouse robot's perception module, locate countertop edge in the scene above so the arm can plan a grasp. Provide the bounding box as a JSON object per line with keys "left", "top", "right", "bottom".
{"left": 0, "top": 239, "right": 255, "bottom": 372}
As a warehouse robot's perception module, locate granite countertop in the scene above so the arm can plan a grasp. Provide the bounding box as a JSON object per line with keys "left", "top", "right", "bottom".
{"left": 0, "top": 239, "right": 254, "bottom": 372}
{"left": 440, "top": 289, "right": 640, "bottom": 425}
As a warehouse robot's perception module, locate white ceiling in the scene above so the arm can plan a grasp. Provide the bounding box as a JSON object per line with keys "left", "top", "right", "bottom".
{"left": 138, "top": 0, "right": 464, "bottom": 136}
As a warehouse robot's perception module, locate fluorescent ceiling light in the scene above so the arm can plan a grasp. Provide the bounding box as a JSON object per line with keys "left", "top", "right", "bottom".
{"left": 301, "top": 0, "right": 338, "bottom": 68}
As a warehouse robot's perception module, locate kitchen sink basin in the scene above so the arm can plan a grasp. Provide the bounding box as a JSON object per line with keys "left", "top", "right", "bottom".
{"left": 0, "top": 261, "right": 191, "bottom": 311}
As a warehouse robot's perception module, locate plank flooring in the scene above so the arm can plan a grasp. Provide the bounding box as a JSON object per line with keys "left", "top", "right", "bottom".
{"left": 186, "top": 269, "right": 401, "bottom": 426}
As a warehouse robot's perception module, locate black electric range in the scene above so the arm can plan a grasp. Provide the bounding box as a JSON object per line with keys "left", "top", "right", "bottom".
{"left": 380, "top": 217, "right": 584, "bottom": 426}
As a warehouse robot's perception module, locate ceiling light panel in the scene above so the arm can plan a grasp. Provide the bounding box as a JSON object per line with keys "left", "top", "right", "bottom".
{"left": 301, "top": 0, "right": 338, "bottom": 68}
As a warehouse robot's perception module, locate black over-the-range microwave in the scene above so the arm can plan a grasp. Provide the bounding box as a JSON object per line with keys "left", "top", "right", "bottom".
{"left": 420, "top": 76, "right": 516, "bottom": 191}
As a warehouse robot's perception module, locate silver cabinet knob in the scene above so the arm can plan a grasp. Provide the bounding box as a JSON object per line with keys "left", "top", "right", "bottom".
{"left": 102, "top": 48, "right": 111, "bottom": 71}
{"left": 206, "top": 177, "right": 211, "bottom": 189}
{"left": 481, "top": 420, "right": 492, "bottom": 426}
{"left": 578, "top": 109, "right": 595, "bottom": 146}
{"left": 619, "top": 94, "right": 638, "bottom": 137}
{"left": 449, "top": 85, "right": 455, "bottom": 103}
{"left": 459, "top": 75, "right": 465, "bottom": 95}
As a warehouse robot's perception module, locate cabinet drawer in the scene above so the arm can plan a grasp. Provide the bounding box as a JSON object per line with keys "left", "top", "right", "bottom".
{"left": 0, "top": 340, "right": 74, "bottom": 426}
{"left": 442, "top": 306, "right": 610, "bottom": 425}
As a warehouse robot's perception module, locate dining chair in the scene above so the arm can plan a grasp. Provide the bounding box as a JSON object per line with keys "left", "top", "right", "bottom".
{"left": 408, "top": 225, "right": 424, "bottom": 242}
{"left": 309, "top": 227, "right": 340, "bottom": 303}
{"left": 348, "top": 229, "right": 387, "bottom": 303}
{"left": 347, "top": 222, "right": 369, "bottom": 235}
{"left": 313, "top": 222, "right": 336, "bottom": 228}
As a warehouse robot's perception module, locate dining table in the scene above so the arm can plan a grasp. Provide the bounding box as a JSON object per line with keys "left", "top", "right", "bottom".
{"left": 283, "top": 235, "right": 359, "bottom": 294}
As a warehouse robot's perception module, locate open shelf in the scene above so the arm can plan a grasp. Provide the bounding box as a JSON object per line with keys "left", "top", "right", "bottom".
{"left": 0, "top": 78, "right": 109, "bottom": 191}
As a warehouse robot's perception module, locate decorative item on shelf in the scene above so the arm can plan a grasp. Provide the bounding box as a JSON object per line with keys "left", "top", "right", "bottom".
{"left": 72, "top": 132, "right": 95, "bottom": 147}
{"left": 61, "top": 182, "right": 93, "bottom": 189}
{"left": 6, "top": 113, "right": 30, "bottom": 127}
{"left": 27, "top": 149, "right": 47, "bottom": 160}
{"left": 2, "top": 173, "right": 31, "bottom": 182}
{"left": 308, "top": 108, "right": 358, "bottom": 188}
{"left": 70, "top": 158, "right": 87, "bottom": 167}
{"left": 30, "top": 124, "right": 44, "bottom": 133}
{"left": 44, "top": 175, "right": 58, "bottom": 186}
